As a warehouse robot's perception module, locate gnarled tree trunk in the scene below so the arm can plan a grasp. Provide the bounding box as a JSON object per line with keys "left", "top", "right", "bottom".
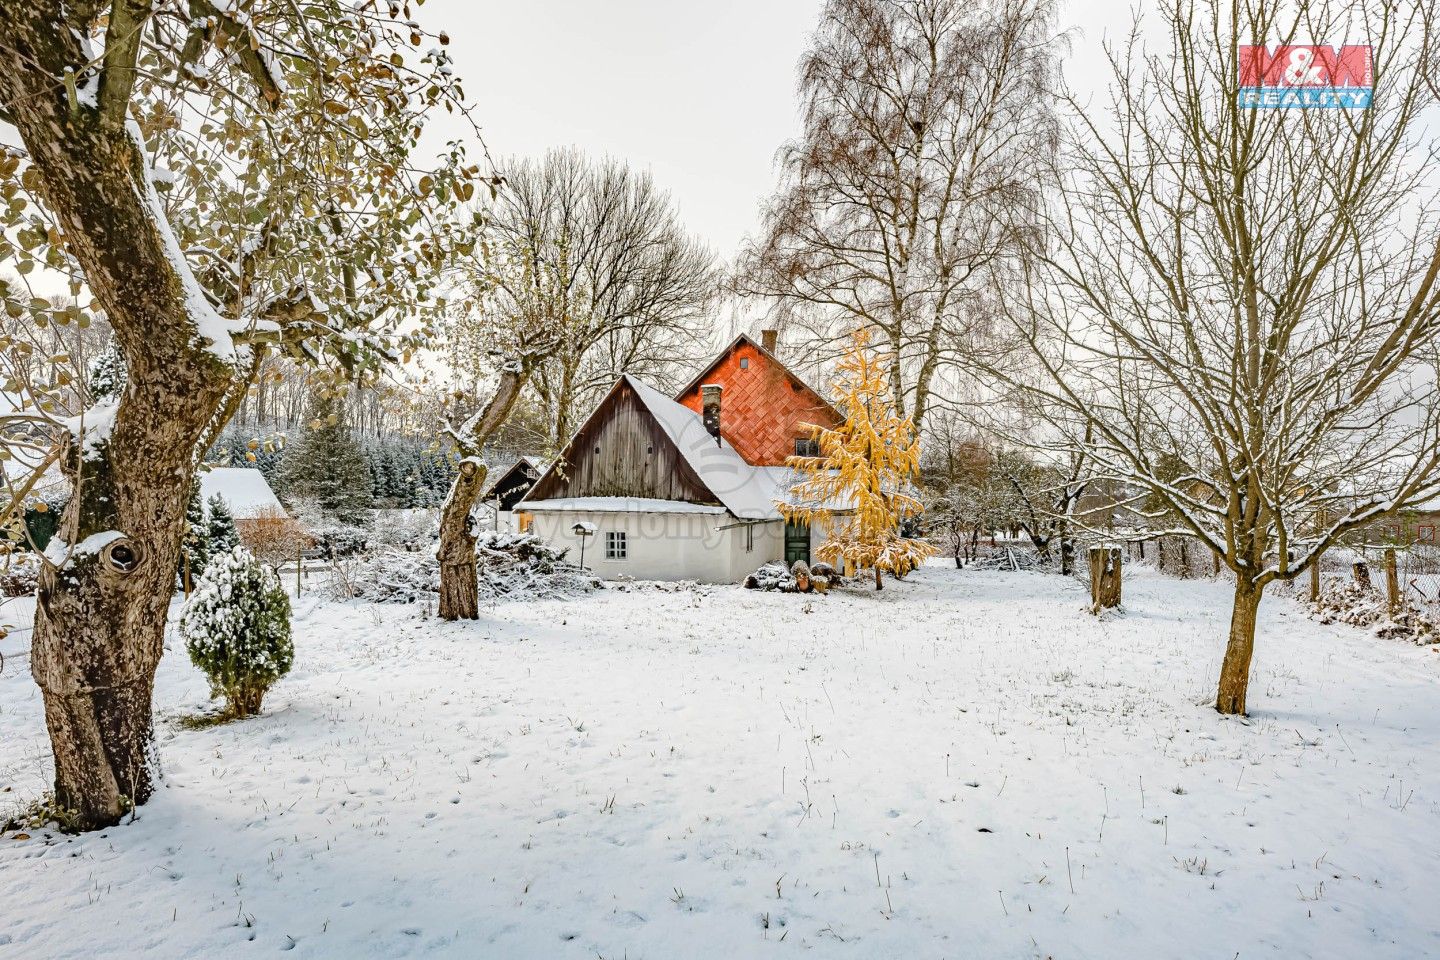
{"left": 437, "top": 458, "right": 486, "bottom": 620}
{"left": 1, "top": 3, "right": 277, "bottom": 829}
{"left": 436, "top": 361, "right": 539, "bottom": 621}
{"left": 1216, "top": 578, "right": 1264, "bottom": 716}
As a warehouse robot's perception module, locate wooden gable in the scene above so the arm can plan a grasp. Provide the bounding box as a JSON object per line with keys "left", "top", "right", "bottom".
{"left": 482, "top": 458, "right": 542, "bottom": 511}
{"left": 526, "top": 378, "right": 722, "bottom": 505}
{"left": 674, "top": 334, "right": 843, "bottom": 467}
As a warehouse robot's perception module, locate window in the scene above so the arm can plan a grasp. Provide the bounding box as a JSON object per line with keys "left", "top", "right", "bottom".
{"left": 794, "top": 437, "right": 820, "bottom": 458}
{"left": 1421, "top": 525, "right": 1436, "bottom": 544}
{"left": 740, "top": 357, "right": 750, "bottom": 369}
{"left": 605, "top": 531, "right": 627, "bottom": 560}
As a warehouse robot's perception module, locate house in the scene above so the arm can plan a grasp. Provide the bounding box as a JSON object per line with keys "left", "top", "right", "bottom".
{"left": 199, "top": 467, "right": 286, "bottom": 530}
{"left": 478, "top": 456, "right": 545, "bottom": 533}
{"left": 517, "top": 332, "right": 846, "bottom": 582}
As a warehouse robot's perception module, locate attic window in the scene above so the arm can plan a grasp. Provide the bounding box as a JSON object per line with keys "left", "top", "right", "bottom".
{"left": 795, "top": 437, "right": 820, "bottom": 458}
{"left": 594, "top": 446, "right": 600, "bottom": 454}
{"left": 740, "top": 358, "right": 749, "bottom": 369}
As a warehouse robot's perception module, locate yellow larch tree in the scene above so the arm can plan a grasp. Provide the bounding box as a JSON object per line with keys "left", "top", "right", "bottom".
{"left": 780, "top": 328, "right": 935, "bottom": 590}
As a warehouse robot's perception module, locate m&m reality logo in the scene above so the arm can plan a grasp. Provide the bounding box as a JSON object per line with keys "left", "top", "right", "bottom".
{"left": 1237, "top": 45, "right": 1373, "bottom": 108}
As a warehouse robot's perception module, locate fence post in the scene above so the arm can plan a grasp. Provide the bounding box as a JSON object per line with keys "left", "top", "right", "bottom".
{"left": 1384, "top": 547, "right": 1400, "bottom": 615}
{"left": 1352, "top": 560, "right": 1372, "bottom": 590}
{"left": 1309, "top": 549, "right": 1321, "bottom": 602}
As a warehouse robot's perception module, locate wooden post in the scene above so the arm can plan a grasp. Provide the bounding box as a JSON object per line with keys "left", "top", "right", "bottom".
{"left": 295, "top": 541, "right": 303, "bottom": 597}
{"left": 1309, "top": 550, "right": 1321, "bottom": 602}
{"left": 1352, "top": 560, "right": 1372, "bottom": 590}
{"left": 1383, "top": 547, "right": 1400, "bottom": 615}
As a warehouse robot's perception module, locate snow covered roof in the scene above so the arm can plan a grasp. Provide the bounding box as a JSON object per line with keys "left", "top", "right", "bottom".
{"left": 522, "top": 497, "right": 729, "bottom": 515}
{"left": 519, "top": 374, "right": 857, "bottom": 522}
{"left": 624, "top": 376, "right": 786, "bottom": 520}
{"left": 199, "top": 467, "right": 285, "bottom": 520}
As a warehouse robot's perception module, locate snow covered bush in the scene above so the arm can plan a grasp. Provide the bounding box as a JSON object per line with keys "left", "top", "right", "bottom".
{"left": 340, "top": 550, "right": 437, "bottom": 603}
{"left": 0, "top": 551, "right": 42, "bottom": 598}
{"left": 180, "top": 547, "right": 295, "bottom": 718}
{"left": 341, "top": 532, "right": 597, "bottom": 604}
{"left": 1305, "top": 578, "right": 1438, "bottom": 645}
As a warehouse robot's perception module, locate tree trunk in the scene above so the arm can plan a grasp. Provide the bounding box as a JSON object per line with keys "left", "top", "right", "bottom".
{"left": 3, "top": 7, "right": 238, "bottom": 829}
{"left": 874, "top": 566, "right": 883, "bottom": 590}
{"left": 437, "top": 458, "right": 487, "bottom": 620}
{"left": 1215, "top": 578, "right": 1264, "bottom": 715}
{"left": 434, "top": 362, "right": 537, "bottom": 621}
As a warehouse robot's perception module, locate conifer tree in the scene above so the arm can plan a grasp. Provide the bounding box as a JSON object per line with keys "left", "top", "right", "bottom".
{"left": 281, "top": 393, "right": 373, "bottom": 524}
{"left": 780, "top": 328, "right": 935, "bottom": 590}
{"left": 180, "top": 480, "right": 210, "bottom": 587}
{"left": 206, "top": 495, "right": 241, "bottom": 555}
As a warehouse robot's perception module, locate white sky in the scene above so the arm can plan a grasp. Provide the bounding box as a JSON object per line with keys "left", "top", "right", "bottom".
{"left": 423, "top": 0, "right": 1140, "bottom": 264}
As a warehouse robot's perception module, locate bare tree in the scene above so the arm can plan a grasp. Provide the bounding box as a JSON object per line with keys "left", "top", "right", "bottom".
{"left": 471, "top": 149, "right": 719, "bottom": 448}
{"left": 737, "top": 0, "right": 1061, "bottom": 433}
{"left": 991, "top": 0, "right": 1440, "bottom": 715}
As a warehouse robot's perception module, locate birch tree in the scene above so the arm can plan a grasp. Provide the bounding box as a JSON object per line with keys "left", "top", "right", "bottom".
{"left": 991, "top": 0, "right": 1440, "bottom": 715}
{"left": 737, "top": 0, "right": 1060, "bottom": 433}
{"left": 0, "top": 0, "right": 484, "bottom": 828}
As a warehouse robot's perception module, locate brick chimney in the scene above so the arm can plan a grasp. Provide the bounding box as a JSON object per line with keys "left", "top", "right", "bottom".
{"left": 761, "top": 329, "right": 778, "bottom": 353}
{"left": 701, "top": 384, "right": 722, "bottom": 445}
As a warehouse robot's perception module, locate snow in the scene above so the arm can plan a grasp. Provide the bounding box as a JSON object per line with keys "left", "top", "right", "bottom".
{"left": 199, "top": 467, "right": 285, "bottom": 520}
{"left": 523, "top": 496, "right": 728, "bottom": 515}
{"left": 41, "top": 529, "right": 123, "bottom": 567}
{"left": 62, "top": 400, "right": 119, "bottom": 460}
{"left": 2, "top": 565, "right": 1439, "bottom": 958}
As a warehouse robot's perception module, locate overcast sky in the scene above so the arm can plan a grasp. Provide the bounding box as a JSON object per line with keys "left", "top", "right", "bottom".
{"left": 423, "top": 0, "right": 1138, "bottom": 265}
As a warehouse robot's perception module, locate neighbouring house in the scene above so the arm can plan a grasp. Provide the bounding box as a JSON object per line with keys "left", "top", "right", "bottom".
{"left": 517, "top": 331, "right": 847, "bottom": 582}
{"left": 199, "top": 467, "right": 286, "bottom": 531}
{"left": 479, "top": 456, "right": 545, "bottom": 533}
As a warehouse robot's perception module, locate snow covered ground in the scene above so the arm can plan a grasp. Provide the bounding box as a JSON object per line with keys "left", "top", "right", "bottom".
{"left": 2, "top": 563, "right": 1438, "bottom": 959}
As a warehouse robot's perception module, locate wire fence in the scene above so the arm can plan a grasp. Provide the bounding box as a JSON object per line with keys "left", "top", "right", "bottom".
{"left": 1333, "top": 542, "right": 1440, "bottom": 619}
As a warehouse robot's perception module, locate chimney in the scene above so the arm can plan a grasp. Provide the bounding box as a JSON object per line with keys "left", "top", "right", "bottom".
{"left": 761, "top": 329, "right": 778, "bottom": 353}
{"left": 701, "top": 384, "right": 722, "bottom": 445}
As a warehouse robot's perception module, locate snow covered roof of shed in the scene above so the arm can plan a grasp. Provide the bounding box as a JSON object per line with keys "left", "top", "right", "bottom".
{"left": 199, "top": 467, "right": 284, "bottom": 520}
{"left": 624, "top": 376, "right": 786, "bottom": 520}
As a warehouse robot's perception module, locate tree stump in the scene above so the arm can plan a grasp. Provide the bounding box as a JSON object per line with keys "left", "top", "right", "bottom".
{"left": 1089, "top": 546, "right": 1122, "bottom": 611}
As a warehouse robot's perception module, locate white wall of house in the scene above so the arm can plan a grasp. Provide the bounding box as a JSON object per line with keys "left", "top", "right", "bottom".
{"left": 526, "top": 510, "right": 783, "bottom": 583}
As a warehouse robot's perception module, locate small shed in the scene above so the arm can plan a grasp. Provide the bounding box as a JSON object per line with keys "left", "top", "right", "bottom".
{"left": 480, "top": 456, "right": 545, "bottom": 533}
{"left": 199, "top": 467, "right": 285, "bottom": 523}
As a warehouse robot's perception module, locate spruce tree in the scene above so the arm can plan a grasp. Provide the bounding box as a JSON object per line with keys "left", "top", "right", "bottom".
{"left": 281, "top": 393, "right": 373, "bottom": 524}
{"left": 179, "top": 480, "right": 210, "bottom": 585}
{"left": 207, "top": 494, "right": 241, "bottom": 554}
